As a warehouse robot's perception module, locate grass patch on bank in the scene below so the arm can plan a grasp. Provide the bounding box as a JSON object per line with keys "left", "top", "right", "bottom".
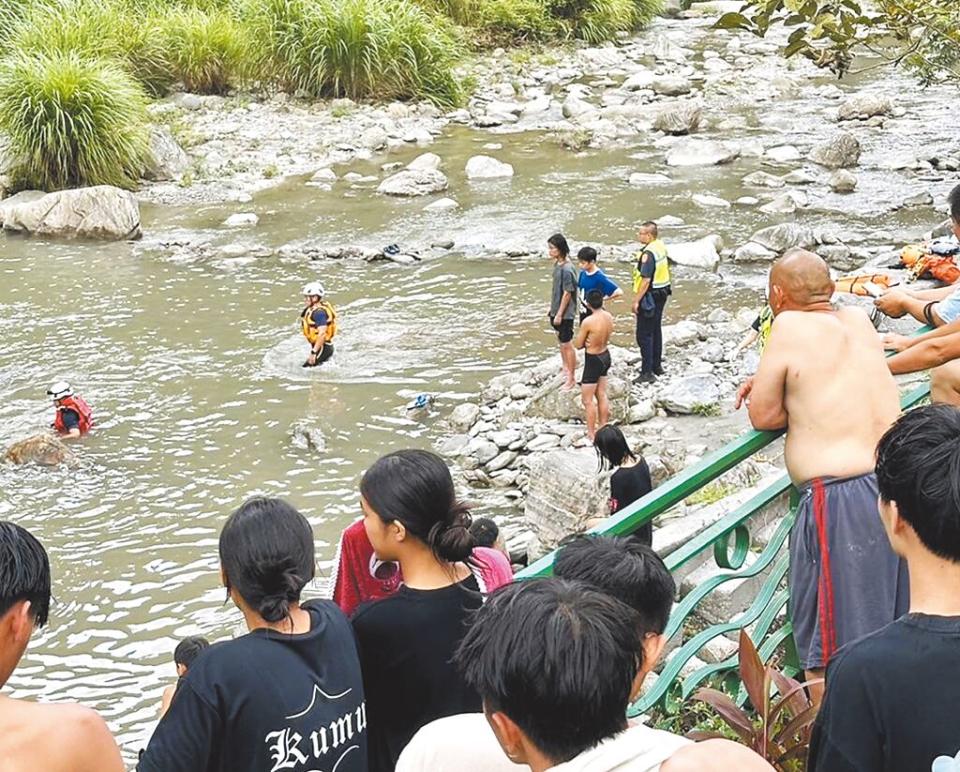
{"left": 0, "top": 51, "right": 150, "bottom": 189}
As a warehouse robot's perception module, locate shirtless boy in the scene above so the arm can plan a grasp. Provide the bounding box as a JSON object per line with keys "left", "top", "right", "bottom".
{"left": 0, "top": 522, "right": 124, "bottom": 772}
{"left": 575, "top": 289, "right": 614, "bottom": 439}
{"left": 735, "top": 250, "right": 908, "bottom": 699}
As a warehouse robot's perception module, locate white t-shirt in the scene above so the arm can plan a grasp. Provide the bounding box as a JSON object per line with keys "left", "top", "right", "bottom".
{"left": 396, "top": 714, "right": 692, "bottom": 772}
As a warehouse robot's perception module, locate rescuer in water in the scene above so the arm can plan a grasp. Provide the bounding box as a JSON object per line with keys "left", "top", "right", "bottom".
{"left": 47, "top": 381, "right": 92, "bottom": 439}
{"left": 300, "top": 281, "right": 338, "bottom": 368}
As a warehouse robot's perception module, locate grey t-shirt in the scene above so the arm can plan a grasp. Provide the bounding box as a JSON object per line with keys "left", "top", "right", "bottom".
{"left": 551, "top": 261, "right": 578, "bottom": 319}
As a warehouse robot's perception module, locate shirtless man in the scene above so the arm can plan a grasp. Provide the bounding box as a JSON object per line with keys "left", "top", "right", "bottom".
{"left": 574, "top": 289, "right": 613, "bottom": 439}
{"left": 0, "top": 522, "right": 124, "bottom": 772}
{"left": 735, "top": 249, "right": 908, "bottom": 699}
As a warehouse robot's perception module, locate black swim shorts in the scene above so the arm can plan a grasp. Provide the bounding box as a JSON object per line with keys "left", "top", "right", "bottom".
{"left": 551, "top": 316, "right": 574, "bottom": 343}
{"left": 581, "top": 350, "right": 611, "bottom": 384}
{"left": 303, "top": 342, "right": 334, "bottom": 367}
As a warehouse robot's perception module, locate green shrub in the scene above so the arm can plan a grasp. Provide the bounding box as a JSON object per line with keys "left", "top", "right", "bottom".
{"left": 476, "top": 0, "right": 554, "bottom": 37}
{"left": 158, "top": 7, "right": 250, "bottom": 93}
{"left": 242, "top": 0, "right": 465, "bottom": 106}
{"left": 547, "top": 0, "right": 643, "bottom": 42}
{"left": 0, "top": 52, "right": 151, "bottom": 190}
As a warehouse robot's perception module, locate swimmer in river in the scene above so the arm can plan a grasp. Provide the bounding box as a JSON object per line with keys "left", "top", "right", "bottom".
{"left": 158, "top": 636, "right": 210, "bottom": 718}
{"left": 574, "top": 289, "right": 613, "bottom": 440}
{"left": 300, "top": 281, "right": 337, "bottom": 367}
{"left": 47, "top": 381, "right": 92, "bottom": 439}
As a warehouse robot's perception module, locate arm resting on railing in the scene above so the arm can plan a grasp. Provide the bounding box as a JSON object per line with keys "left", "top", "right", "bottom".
{"left": 888, "top": 332, "right": 960, "bottom": 374}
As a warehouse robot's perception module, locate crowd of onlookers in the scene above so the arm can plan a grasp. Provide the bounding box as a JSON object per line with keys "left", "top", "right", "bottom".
{"left": 3, "top": 402, "right": 960, "bottom": 771}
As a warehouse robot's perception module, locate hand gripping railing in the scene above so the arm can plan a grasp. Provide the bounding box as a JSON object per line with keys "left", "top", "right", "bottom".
{"left": 515, "top": 352, "right": 931, "bottom": 715}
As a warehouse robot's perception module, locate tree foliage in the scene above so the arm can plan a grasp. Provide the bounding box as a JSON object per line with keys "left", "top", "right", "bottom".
{"left": 715, "top": 0, "right": 960, "bottom": 84}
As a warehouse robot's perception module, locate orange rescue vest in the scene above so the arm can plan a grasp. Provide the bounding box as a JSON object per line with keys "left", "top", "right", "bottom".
{"left": 54, "top": 395, "right": 92, "bottom": 435}
{"left": 300, "top": 300, "right": 337, "bottom": 345}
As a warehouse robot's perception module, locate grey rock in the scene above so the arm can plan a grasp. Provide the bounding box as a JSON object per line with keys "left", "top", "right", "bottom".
{"left": 143, "top": 127, "right": 190, "bottom": 181}
{"left": 652, "top": 101, "right": 701, "bottom": 135}
{"left": 407, "top": 152, "right": 442, "bottom": 172}
{"left": 360, "top": 125, "right": 389, "bottom": 151}
{"left": 378, "top": 169, "right": 448, "bottom": 196}
{"left": 692, "top": 193, "right": 730, "bottom": 208}
{"left": 759, "top": 192, "right": 803, "bottom": 215}
{"left": 669, "top": 235, "right": 721, "bottom": 270}
{"left": 735, "top": 196, "right": 759, "bottom": 206}
{"left": 666, "top": 139, "right": 739, "bottom": 167}
{"left": 628, "top": 399, "right": 656, "bottom": 423}
{"left": 700, "top": 340, "right": 726, "bottom": 363}
{"left": 310, "top": 167, "right": 338, "bottom": 182}
{"left": 903, "top": 192, "right": 934, "bottom": 207}
{"left": 289, "top": 420, "right": 326, "bottom": 453}
{"left": 662, "top": 320, "right": 703, "bottom": 347}
{"left": 467, "top": 438, "right": 500, "bottom": 465}
{"left": 838, "top": 94, "right": 891, "bottom": 121}
{"left": 733, "top": 241, "right": 777, "bottom": 262}
{"left": 509, "top": 383, "right": 533, "bottom": 400}
{"left": 708, "top": 308, "right": 732, "bottom": 323}
{"left": 818, "top": 244, "right": 858, "bottom": 270}
{"left": 465, "top": 155, "right": 514, "bottom": 179}
{"left": 621, "top": 70, "right": 655, "bottom": 91}
{"left": 424, "top": 197, "right": 459, "bottom": 211}
{"left": 490, "top": 429, "right": 522, "bottom": 448}
{"left": 527, "top": 433, "right": 561, "bottom": 452}
{"left": 765, "top": 145, "right": 802, "bottom": 163}
{"left": 486, "top": 450, "right": 519, "bottom": 472}
{"left": 749, "top": 223, "right": 817, "bottom": 253}
{"left": 3, "top": 434, "right": 74, "bottom": 467}
{"left": 562, "top": 97, "right": 597, "bottom": 120}
{"left": 658, "top": 375, "right": 720, "bottom": 414}
{"left": 1, "top": 185, "right": 141, "bottom": 240}
{"left": 449, "top": 403, "right": 480, "bottom": 431}
{"left": 525, "top": 376, "right": 630, "bottom": 422}
{"left": 629, "top": 172, "right": 671, "bottom": 186}
{"left": 809, "top": 132, "right": 861, "bottom": 169}
{"left": 652, "top": 75, "right": 692, "bottom": 97}
{"left": 436, "top": 433, "right": 471, "bottom": 457}
{"left": 224, "top": 212, "right": 258, "bottom": 227}
{"left": 782, "top": 169, "right": 818, "bottom": 185}
{"left": 742, "top": 171, "right": 785, "bottom": 189}
{"left": 829, "top": 169, "right": 858, "bottom": 193}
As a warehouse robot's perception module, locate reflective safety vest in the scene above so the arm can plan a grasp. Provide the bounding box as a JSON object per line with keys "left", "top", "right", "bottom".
{"left": 300, "top": 300, "right": 337, "bottom": 345}
{"left": 631, "top": 238, "right": 671, "bottom": 293}
{"left": 757, "top": 305, "right": 774, "bottom": 353}
{"left": 54, "top": 395, "right": 92, "bottom": 435}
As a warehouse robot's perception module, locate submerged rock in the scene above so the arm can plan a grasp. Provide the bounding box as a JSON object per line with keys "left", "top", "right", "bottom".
{"left": 224, "top": 212, "right": 258, "bottom": 227}
{"left": 829, "top": 169, "right": 858, "bottom": 193}
{"left": 0, "top": 186, "right": 142, "bottom": 240}
{"left": 665, "top": 139, "right": 739, "bottom": 167}
{"left": 652, "top": 101, "right": 701, "bottom": 135}
{"left": 378, "top": 169, "right": 448, "bottom": 196}
{"left": 465, "top": 155, "right": 514, "bottom": 179}
{"left": 838, "top": 94, "right": 892, "bottom": 121}
{"left": 3, "top": 435, "right": 73, "bottom": 466}
{"left": 289, "top": 420, "right": 326, "bottom": 453}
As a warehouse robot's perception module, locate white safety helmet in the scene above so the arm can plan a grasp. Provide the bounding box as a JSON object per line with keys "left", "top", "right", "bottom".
{"left": 47, "top": 381, "right": 73, "bottom": 400}
{"left": 302, "top": 281, "right": 325, "bottom": 298}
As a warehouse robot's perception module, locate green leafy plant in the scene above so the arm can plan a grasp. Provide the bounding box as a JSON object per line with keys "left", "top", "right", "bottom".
{"left": 241, "top": 0, "right": 465, "bottom": 106}
{"left": 715, "top": 0, "right": 960, "bottom": 84}
{"left": 159, "top": 7, "right": 250, "bottom": 93}
{"left": 693, "top": 630, "right": 821, "bottom": 771}
{"left": 0, "top": 51, "right": 151, "bottom": 190}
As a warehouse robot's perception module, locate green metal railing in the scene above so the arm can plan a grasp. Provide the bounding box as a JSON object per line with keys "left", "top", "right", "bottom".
{"left": 515, "top": 361, "right": 931, "bottom": 715}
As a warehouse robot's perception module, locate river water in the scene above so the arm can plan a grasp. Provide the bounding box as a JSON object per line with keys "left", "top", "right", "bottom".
{"left": 0, "top": 16, "right": 956, "bottom": 762}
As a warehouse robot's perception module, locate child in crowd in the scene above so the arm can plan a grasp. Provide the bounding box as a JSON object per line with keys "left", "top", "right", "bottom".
{"left": 735, "top": 304, "right": 774, "bottom": 356}
{"left": 469, "top": 516, "right": 511, "bottom": 562}
{"left": 594, "top": 425, "right": 654, "bottom": 545}
{"left": 140, "top": 497, "right": 367, "bottom": 772}
{"left": 351, "top": 450, "right": 512, "bottom": 772}
{"left": 158, "top": 636, "right": 209, "bottom": 718}
{"left": 398, "top": 537, "right": 771, "bottom": 771}
{"left": 577, "top": 246, "right": 622, "bottom": 321}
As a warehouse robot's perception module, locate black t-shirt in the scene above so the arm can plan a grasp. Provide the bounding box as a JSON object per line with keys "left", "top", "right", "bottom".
{"left": 351, "top": 575, "right": 483, "bottom": 772}
{"left": 808, "top": 613, "right": 960, "bottom": 772}
{"left": 610, "top": 461, "right": 653, "bottom": 545}
{"left": 139, "top": 600, "right": 367, "bottom": 772}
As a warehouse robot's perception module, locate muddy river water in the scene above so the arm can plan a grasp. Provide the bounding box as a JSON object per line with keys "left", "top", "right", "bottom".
{"left": 0, "top": 15, "right": 956, "bottom": 761}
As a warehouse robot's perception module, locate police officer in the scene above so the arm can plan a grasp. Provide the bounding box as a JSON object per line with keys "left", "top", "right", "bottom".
{"left": 300, "top": 282, "right": 338, "bottom": 367}
{"left": 632, "top": 221, "right": 671, "bottom": 383}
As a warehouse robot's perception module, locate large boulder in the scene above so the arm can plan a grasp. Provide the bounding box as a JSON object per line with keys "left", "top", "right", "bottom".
{"left": 669, "top": 235, "right": 721, "bottom": 270}
{"left": 652, "top": 101, "right": 702, "bottom": 135}
{"left": 524, "top": 376, "right": 631, "bottom": 422}
{"left": 465, "top": 155, "right": 514, "bottom": 179}
{"left": 749, "top": 223, "right": 817, "bottom": 253}
{"left": 809, "top": 132, "right": 861, "bottom": 169}
{"left": 666, "top": 139, "right": 739, "bottom": 167}
{"left": 449, "top": 402, "right": 480, "bottom": 432}
{"left": 658, "top": 375, "right": 721, "bottom": 415}
{"left": 377, "top": 169, "right": 448, "bottom": 196}
{"left": 143, "top": 126, "right": 190, "bottom": 181}
{"left": 1, "top": 186, "right": 142, "bottom": 240}
{"left": 524, "top": 449, "right": 610, "bottom": 557}
{"left": 407, "top": 152, "right": 442, "bottom": 172}
{"left": 3, "top": 434, "right": 73, "bottom": 466}
{"left": 838, "top": 94, "right": 891, "bottom": 121}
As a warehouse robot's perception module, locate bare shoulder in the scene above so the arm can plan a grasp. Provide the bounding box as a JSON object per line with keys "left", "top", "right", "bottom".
{"left": 53, "top": 704, "right": 124, "bottom": 771}
{"left": 662, "top": 739, "right": 775, "bottom": 771}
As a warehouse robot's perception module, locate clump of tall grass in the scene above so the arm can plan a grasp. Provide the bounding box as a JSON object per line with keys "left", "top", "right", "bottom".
{"left": 0, "top": 52, "right": 151, "bottom": 190}
{"left": 242, "top": 0, "right": 465, "bottom": 106}
{"left": 158, "top": 7, "right": 250, "bottom": 94}
{"left": 547, "top": 0, "right": 649, "bottom": 43}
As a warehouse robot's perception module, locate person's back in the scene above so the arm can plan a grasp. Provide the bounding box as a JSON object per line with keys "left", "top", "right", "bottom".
{"left": 776, "top": 307, "right": 899, "bottom": 483}
{"left": 581, "top": 308, "right": 613, "bottom": 354}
